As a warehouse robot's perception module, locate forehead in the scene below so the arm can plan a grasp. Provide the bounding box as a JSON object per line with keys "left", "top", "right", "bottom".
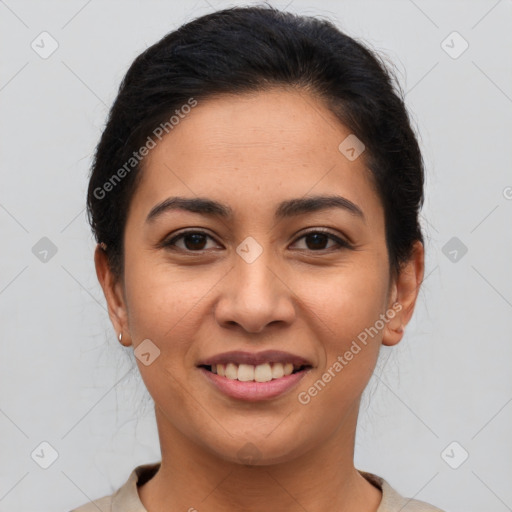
{"left": 129, "top": 88, "right": 383, "bottom": 227}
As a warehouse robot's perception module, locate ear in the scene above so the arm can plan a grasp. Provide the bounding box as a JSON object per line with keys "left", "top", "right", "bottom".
{"left": 382, "top": 240, "right": 425, "bottom": 347}
{"left": 94, "top": 244, "right": 132, "bottom": 347}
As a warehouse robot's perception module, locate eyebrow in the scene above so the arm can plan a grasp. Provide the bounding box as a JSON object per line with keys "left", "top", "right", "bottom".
{"left": 145, "top": 195, "right": 365, "bottom": 224}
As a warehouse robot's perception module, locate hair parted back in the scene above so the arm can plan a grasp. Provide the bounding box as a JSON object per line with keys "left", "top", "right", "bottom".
{"left": 87, "top": 4, "right": 424, "bottom": 282}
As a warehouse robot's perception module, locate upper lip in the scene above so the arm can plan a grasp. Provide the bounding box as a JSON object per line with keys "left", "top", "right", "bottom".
{"left": 197, "top": 350, "right": 313, "bottom": 368}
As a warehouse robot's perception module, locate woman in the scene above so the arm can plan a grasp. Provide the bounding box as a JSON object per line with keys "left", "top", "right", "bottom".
{"left": 72, "top": 5, "right": 445, "bottom": 511}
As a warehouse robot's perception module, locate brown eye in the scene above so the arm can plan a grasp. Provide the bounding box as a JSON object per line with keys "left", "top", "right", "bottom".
{"left": 162, "top": 229, "right": 351, "bottom": 254}
{"left": 163, "top": 231, "right": 219, "bottom": 252}
{"left": 304, "top": 233, "right": 330, "bottom": 250}
{"left": 291, "top": 230, "right": 351, "bottom": 251}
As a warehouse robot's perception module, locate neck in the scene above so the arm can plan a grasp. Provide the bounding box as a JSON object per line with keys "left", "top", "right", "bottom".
{"left": 138, "top": 404, "right": 382, "bottom": 512}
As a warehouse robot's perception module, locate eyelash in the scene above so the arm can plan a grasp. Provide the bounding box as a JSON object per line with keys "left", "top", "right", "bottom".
{"left": 161, "top": 228, "right": 352, "bottom": 253}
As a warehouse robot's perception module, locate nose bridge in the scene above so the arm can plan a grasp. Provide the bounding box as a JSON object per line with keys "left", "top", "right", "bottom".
{"left": 215, "top": 236, "right": 295, "bottom": 333}
{"left": 236, "top": 247, "right": 277, "bottom": 299}
{"left": 234, "top": 237, "right": 281, "bottom": 308}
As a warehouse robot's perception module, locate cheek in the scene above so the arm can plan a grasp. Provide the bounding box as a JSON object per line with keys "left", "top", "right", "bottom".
{"left": 293, "top": 265, "right": 385, "bottom": 421}
{"left": 122, "top": 258, "right": 201, "bottom": 418}
{"left": 292, "top": 259, "right": 389, "bottom": 344}
{"left": 123, "top": 250, "right": 213, "bottom": 342}
{"left": 291, "top": 259, "right": 388, "bottom": 414}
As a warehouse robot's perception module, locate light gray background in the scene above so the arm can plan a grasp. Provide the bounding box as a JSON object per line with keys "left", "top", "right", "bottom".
{"left": 1, "top": 1, "right": 511, "bottom": 511}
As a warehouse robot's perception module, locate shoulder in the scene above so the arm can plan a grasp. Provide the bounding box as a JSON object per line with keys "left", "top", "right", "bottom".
{"left": 68, "top": 462, "right": 161, "bottom": 512}
{"left": 69, "top": 494, "right": 112, "bottom": 512}
{"left": 358, "top": 470, "right": 446, "bottom": 512}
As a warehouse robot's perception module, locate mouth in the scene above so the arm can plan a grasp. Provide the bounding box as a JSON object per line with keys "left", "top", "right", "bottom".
{"left": 196, "top": 349, "right": 314, "bottom": 383}
{"left": 198, "top": 363, "right": 312, "bottom": 401}
{"left": 196, "top": 350, "right": 313, "bottom": 400}
{"left": 199, "top": 362, "right": 312, "bottom": 382}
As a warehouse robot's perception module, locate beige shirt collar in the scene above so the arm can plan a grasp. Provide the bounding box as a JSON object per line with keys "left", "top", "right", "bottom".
{"left": 71, "top": 462, "right": 445, "bottom": 512}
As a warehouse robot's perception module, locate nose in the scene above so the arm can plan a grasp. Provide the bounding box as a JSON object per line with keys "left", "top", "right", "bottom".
{"left": 214, "top": 250, "right": 296, "bottom": 334}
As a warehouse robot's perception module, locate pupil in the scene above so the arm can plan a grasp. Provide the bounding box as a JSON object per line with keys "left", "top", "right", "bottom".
{"left": 307, "top": 233, "right": 327, "bottom": 250}
{"left": 185, "top": 234, "right": 206, "bottom": 250}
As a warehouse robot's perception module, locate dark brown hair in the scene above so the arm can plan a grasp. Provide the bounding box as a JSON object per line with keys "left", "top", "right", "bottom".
{"left": 87, "top": 5, "right": 424, "bottom": 282}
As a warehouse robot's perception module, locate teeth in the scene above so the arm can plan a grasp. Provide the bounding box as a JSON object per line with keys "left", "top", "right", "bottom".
{"left": 237, "top": 364, "right": 254, "bottom": 382}
{"left": 254, "top": 363, "right": 272, "bottom": 382}
{"left": 212, "top": 362, "right": 300, "bottom": 382}
{"left": 271, "top": 362, "right": 284, "bottom": 379}
{"left": 225, "top": 363, "right": 238, "bottom": 380}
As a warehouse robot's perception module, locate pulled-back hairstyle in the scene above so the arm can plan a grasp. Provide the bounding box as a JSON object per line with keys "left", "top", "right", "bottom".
{"left": 87, "top": 5, "right": 424, "bottom": 282}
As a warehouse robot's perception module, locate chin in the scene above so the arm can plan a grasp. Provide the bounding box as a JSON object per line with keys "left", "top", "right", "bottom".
{"left": 201, "top": 430, "right": 312, "bottom": 467}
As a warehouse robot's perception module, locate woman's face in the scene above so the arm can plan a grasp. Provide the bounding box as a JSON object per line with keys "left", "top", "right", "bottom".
{"left": 98, "top": 88, "right": 418, "bottom": 465}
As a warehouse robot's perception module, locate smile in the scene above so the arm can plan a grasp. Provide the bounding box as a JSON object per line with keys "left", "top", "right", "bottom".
{"left": 201, "top": 362, "right": 312, "bottom": 382}
{"left": 198, "top": 363, "right": 312, "bottom": 402}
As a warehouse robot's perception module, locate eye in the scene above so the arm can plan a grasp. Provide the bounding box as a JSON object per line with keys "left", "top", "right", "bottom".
{"left": 290, "top": 229, "right": 351, "bottom": 251}
{"left": 162, "top": 230, "right": 220, "bottom": 252}
{"left": 161, "top": 228, "right": 351, "bottom": 253}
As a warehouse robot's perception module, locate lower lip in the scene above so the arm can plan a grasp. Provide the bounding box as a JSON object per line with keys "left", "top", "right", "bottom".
{"left": 199, "top": 367, "right": 311, "bottom": 401}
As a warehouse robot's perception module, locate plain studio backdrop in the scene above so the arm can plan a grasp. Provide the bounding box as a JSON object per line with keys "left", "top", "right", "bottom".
{"left": 0, "top": 1, "right": 511, "bottom": 511}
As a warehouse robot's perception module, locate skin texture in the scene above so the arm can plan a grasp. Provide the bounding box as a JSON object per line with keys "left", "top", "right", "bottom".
{"left": 95, "top": 88, "right": 424, "bottom": 512}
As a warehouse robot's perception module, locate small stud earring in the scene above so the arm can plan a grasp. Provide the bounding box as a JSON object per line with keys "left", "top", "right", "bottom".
{"left": 118, "top": 332, "right": 123, "bottom": 342}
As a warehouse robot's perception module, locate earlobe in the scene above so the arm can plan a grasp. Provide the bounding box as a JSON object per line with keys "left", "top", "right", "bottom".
{"left": 94, "top": 244, "right": 131, "bottom": 346}
{"left": 381, "top": 304, "right": 405, "bottom": 347}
